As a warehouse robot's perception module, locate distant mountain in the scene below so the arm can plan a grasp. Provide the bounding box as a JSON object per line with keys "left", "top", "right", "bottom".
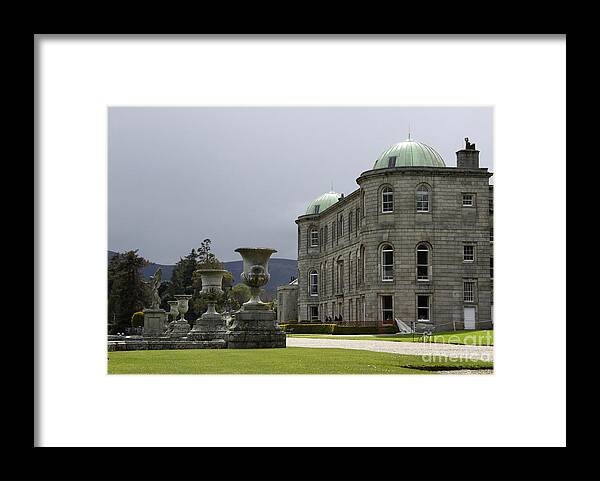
{"left": 108, "top": 250, "right": 298, "bottom": 295}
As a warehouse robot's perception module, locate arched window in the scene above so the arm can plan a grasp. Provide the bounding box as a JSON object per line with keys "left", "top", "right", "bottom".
{"left": 381, "top": 244, "right": 394, "bottom": 281}
{"left": 416, "top": 243, "right": 431, "bottom": 281}
{"left": 309, "top": 269, "right": 318, "bottom": 296}
{"left": 359, "top": 245, "right": 366, "bottom": 284}
{"left": 336, "top": 258, "right": 344, "bottom": 293}
{"left": 355, "top": 249, "right": 359, "bottom": 287}
{"left": 382, "top": 186, "right": 394, "bottom": 213}
{"left": 331, "top": 261, "right": 335, "bottom": 293}
{"left": 416, "top": 184, "right": 430, "bottom": 212}
{"left": 331, "top": 221, "right": 336, "bottom": 246}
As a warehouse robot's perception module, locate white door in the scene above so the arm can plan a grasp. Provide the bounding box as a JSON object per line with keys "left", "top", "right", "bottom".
{"left": 464, "top": 307, "right": 476, "bottom": 330}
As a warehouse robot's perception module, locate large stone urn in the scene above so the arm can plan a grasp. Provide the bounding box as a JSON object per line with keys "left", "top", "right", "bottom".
{"left": 188, "top": 269, "right": 228, "bottom": 342}
{"left": 226, "top": 247, "right": 286, "bottom": 348}
{"left": 169, "top": 294, "right": 192, "bottom": 337}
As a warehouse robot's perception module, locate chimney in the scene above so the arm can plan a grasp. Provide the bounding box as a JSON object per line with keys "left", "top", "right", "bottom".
{"left": 456, "top": 137, "right": 480, "bottom": 169}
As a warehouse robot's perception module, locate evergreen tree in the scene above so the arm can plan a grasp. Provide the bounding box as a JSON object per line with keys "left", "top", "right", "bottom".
{"left": 107, "top": 250, "right": 149, "bottom": 334}
{"left": 170, "top": 248, "right": 199, "bottom": 295}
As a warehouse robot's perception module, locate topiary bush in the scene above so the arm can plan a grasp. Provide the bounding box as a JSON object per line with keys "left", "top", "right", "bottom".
{"left": 131, "top": 311, "right": 144, "bottom": 328}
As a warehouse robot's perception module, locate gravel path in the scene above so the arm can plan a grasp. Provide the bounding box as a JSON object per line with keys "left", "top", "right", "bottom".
{"left": 286, "top": 337, "right": 494, "bottom": 362}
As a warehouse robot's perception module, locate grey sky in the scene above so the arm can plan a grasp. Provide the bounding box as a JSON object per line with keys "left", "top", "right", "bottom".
{"left": 108, "top": 107, "right": 493, "bottom": 264}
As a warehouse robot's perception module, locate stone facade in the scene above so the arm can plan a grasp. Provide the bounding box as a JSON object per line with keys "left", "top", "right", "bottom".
{"left": 289, "top": 140, "right": 494, "bottom": 332}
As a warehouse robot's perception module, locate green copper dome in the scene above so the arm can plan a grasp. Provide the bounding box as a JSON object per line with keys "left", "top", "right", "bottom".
{"left": 305, "top": 191, "right": 341, "bottom": 215}
{"left": 373, "top": 139, "right": 446, "bottom": 169}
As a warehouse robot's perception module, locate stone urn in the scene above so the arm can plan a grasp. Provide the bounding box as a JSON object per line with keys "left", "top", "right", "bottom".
{"left": 169, "top": 294, "right": 192, "bottom": 337}
{"left": 168, "top": 300, "right": 179, "bottom": 321}
{"left": 164, "top": 300, "right": 179, "bottom": 334}
{"left": 188, "top": 269, "right": 228, "bottom": 341}
{"left": 227, "top": 247, "right": 286, "bottom": 348}
{"left": 235, "top": 247, "right": 277, "bottom": 309}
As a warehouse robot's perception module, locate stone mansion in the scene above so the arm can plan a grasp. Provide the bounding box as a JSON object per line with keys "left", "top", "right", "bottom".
{"left": 277, "top": 137, "right": 493, "bottom": 331}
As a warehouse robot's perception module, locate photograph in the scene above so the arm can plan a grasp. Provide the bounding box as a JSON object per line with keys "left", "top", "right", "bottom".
{"left": 35, "top": 35, "right": 566, "bottom": 447}
{"left": 106, "top": 106, "right": 494, "bottom": 375}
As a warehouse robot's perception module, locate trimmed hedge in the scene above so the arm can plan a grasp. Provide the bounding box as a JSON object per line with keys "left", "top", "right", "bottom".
{"left": 333, "top": 325, "right": 398, "bottom": 335}
{"left": 278, "top": 323, "right": 398, "bottom": 335}
{"left": 279, "top": 323, "right": 336, "bottom": 334}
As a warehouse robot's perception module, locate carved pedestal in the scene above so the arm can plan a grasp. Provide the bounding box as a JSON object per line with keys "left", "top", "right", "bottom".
{"left": 168, "top": 320, "right": 191, "bottom": 338}
{"left": 142, "top": 309, "right": 167, "bottom": 337}
{"left": 188, "top": 312, "right": 227, "bottom": 342}
{"left": 226, "top": 308, "right": 286, "bottom": 349}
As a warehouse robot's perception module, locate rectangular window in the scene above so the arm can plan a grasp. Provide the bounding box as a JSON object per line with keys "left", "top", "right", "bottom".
{"left": 382, "top": 190, "right": 393, "bottom": 212}
{"left": 361, "top": 191, "right": 365, "bottom": 216}
{"left": 309, "top": 305, "right": 319, "bottom": 321}
{"left": 355, "top": 209, "right": 360, "bottom": 234}
{"left": 462, "top": 193, "right": 474, "bottom": 207}
{"left": 338, "top": 216, "right": 343, "bottom": 237}
{"left": 417, "top": 295, "right": 430, "bottom": 321}
{"left": 309, "top": 272, "right": 318, "bottom": 296}
{"left": 388, "top": 156, "right": 397, "bottom": 168}
{"left": 310, "top": 230, "right": 319, "bottom": 247}
{"left": 332, "top": 222, "right": 335, "bottom": 247}
{"left": 348, "top": 212, "right": 353, "bottom": 234}
{"left": 463, "top": 280, "right": 475, "bottom": 302}
{"left": 381, "top": 295, "right": 393, "bottom": 323}
{"left": 489, "top": 197, "right": 493, "bottom": 213}
{"left": 490, "top": 257, "right": 494, "bottom": 279}
{"left": 463, "top": 245, "right": 475, "bottom": 262}
{"left": 416, "top": 192, "right": 429, "bottom": 212}
{"left": 490, "top": 228, "right": 494, "bottom": 243}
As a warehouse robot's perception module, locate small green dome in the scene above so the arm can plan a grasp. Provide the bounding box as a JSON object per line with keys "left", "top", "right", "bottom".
{"left": 305, "top": 191, "right": 341, "bottom": 215}
{"left": 373, "top": 139, "right": 446, "bottom": 169}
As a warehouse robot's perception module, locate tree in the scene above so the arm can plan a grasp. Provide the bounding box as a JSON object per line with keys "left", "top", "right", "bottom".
{"left": 170, "top": 249, "right": 199, "bottom": 295}
{"left": 197, "top": 238, "right": 221, "bottom": 267}
{"left": 230, "top": 283, "right": 251, "bottom": 311}
{"left": 107, "top": 250, "right": 149, "bottom": 334}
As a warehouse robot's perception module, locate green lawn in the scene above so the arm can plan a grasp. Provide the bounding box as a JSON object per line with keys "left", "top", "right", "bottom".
{"left": 107, "top": 347, "right": 492, "bottom": 375}
{"left": 289, "top": 330, "right": 493, "bottom": 346}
